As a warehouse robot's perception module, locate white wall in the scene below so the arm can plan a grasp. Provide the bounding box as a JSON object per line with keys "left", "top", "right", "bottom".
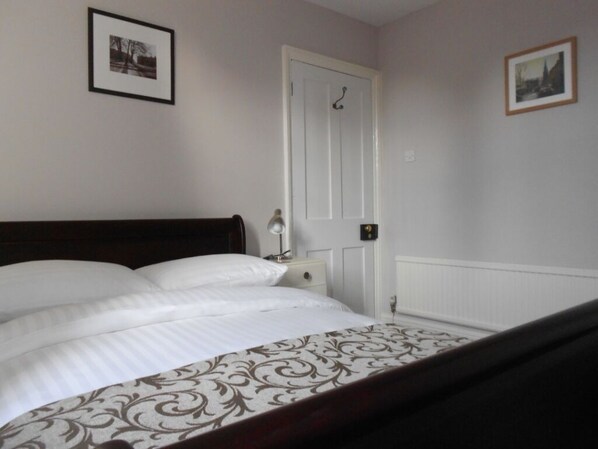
{"left": 4, "top": 0, "right": 597, "bottom": 317}
{"left": 378, "top": 0, "right": 598, "bottom": 303}
{"left": 0, "top": 0, "right": 378, "bottom": 256}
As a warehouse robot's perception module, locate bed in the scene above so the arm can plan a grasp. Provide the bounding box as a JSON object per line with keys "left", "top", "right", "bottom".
{"left": 0, "top": 216, "right": 597, "bottom": 449}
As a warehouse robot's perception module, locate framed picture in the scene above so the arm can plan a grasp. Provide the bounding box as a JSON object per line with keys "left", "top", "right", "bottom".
{"left": 88, "top": 8, "right": 175, "bottom": 104}
{"left": 504, "top": 37, "right": 577, "bottom": 116}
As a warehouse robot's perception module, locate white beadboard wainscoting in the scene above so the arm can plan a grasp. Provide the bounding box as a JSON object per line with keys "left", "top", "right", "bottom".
{"left": 389, "top": 256, "right": 598, "bottom": 335}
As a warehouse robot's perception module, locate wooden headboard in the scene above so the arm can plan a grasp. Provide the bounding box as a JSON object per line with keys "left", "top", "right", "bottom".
{"left": 0, "top": 215, "right": 246, "bottom": 268}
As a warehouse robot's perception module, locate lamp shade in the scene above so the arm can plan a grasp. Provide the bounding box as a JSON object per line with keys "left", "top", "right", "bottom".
{"left": 267, "top": 209, "right": 285, "bottom": 235}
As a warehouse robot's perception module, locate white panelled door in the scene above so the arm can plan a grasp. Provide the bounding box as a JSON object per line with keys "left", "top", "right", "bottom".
{"left": 290, "top": 60, "right": 376, "bottom": 316}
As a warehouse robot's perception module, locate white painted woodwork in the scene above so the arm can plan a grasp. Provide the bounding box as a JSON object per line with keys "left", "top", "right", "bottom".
{"left": 290, "top": 61, "right": 375, "bottom": 316}
{"left": 395, "top": 256, "right": 598, "bottom": 332}
{"left": 277, "top": 257, "right": 327, "bottom": 296}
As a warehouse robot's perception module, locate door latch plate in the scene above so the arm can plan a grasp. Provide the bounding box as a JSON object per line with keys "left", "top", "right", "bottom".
{"left": 360, "top": 224, "right": 378, "bottom": 241}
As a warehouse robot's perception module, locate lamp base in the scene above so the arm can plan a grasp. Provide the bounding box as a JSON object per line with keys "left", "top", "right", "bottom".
{"left": 264, "top": 250, "right": 292, "bottom": 263}
{"left": 273, "top": 253, "right": 292, "bottom": 263}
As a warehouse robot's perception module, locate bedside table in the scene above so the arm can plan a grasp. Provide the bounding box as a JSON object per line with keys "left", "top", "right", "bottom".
{"left": 277, "top": 258, "right": 327, "bottom": 296}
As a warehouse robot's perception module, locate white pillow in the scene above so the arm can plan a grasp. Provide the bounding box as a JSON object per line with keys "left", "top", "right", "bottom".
{"left": 135, "top": 254, "right": 288, "bottom": 290}
{"left": 0, "top": 260, "right": 158, "bottom": 323}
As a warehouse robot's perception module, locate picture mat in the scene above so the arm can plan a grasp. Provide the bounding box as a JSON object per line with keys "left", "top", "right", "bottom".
{"left": 507, "top": 41, "right": 573, "bottom": 113}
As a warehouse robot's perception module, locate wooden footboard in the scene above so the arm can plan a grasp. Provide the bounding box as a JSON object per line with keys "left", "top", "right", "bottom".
{"left": 99, "top": 296, "right": 598, "bottom": 449}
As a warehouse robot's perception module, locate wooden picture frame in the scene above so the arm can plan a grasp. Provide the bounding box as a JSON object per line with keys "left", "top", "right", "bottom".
{"left": 504, "top": 37, "right": 577, "bottom": 116}
{"left": 88, "top": 8, "right": 175, "bottom": 105}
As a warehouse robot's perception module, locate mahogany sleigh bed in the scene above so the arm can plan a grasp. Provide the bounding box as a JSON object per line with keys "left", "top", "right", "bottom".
{"left": 0, "top": 216, "right": 597, "bottom": 449}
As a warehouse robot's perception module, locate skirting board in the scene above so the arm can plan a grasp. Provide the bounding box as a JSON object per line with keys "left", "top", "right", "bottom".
{"left": 395, "top": 256, "right": 598, "bottom": 333}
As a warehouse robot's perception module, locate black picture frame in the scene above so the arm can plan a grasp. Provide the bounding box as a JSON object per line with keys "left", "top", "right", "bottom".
{"left": 88, "top": 8, "right": 175, "bottom": 105}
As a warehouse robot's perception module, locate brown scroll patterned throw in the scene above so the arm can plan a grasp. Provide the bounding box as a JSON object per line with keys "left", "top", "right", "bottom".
{"left": 0, "top": 324, "right": 470, "bottom": 448}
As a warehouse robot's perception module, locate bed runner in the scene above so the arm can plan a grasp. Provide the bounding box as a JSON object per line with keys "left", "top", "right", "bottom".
{"left": 0, "top": 324, "right": 469, "bottom": 449}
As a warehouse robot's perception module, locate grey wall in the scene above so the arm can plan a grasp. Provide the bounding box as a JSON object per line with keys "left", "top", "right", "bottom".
{"left": 3, "top": 0, "right": 598, "bottom": 314}
{"left": 0, "top": 0, "right": 378, "bottom": 256}
{"left": 378, "top": 0, "right": 598, "bottom": 302}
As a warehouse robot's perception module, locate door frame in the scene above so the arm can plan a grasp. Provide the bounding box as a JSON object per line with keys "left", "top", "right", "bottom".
{"left": 282, "top": 45, "right": 382, "bottom": 319}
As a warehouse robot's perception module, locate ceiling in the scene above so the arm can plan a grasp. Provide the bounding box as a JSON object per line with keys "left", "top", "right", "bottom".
{"left": 303, "top": 0, "right": 442, "bottom": 27}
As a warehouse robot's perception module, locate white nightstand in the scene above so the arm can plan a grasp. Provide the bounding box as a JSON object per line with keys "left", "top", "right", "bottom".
{"left": 277, "top": 257, "right": 327, "bottom": 296}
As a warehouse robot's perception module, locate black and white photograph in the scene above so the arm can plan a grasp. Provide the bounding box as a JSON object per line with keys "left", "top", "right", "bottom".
{"left": 505, "top": 37, "right": 577, "bottom": 115}
{"left": 89, "top": 8, "right": 174, "bottom": 104}
{"left": 109, "top": 35, "right": 157, "bottom": 79}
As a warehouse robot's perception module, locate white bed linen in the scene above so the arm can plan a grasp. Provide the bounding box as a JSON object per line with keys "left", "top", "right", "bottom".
{"left": 0, "top": 286, "right": 377, "bottom": 426}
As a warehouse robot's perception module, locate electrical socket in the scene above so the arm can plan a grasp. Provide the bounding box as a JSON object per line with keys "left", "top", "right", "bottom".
{"left": 389, "top": 295, "right": 397, "bottom": 314}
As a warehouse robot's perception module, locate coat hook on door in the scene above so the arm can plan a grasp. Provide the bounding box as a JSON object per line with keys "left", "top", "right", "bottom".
{"left": 332, "top": 87, "right": 347, "bottom": 110}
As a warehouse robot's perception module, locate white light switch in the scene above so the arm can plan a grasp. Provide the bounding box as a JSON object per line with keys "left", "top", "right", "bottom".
{"left": 404, "top": 150, "right": 416, "bottom": 162}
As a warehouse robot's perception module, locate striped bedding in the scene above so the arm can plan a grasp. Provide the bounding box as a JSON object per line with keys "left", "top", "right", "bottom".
{"left": 0, "top": 286, "right": 374, "bottom": 427}
{"left": 0, "top": 286, "right": 470, "bottom": 448}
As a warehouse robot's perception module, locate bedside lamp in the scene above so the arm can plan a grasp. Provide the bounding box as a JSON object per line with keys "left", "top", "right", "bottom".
{"left": 267, "top": 209, "right": 291, "bottom": 261}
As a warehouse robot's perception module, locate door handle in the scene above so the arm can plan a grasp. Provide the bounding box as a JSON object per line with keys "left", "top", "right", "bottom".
{"left": 360, "top": 224, "right": 378, "bottom": 241}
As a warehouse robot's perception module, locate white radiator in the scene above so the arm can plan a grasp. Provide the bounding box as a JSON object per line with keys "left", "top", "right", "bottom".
{"left": 395, "top": 256, "right": 598, "bottom": 332}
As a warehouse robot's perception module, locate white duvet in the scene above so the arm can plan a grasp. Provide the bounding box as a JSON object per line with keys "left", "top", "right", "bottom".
{"left": 0, "top": 286, "right": 377, "bottom": 426}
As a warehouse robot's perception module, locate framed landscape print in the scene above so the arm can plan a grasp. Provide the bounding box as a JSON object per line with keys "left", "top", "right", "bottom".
{"left": 504, "top": 37, "right": 577, "bottom": 116}
{"left": 88, "top": 8, "right": 175, "bottom": 104}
